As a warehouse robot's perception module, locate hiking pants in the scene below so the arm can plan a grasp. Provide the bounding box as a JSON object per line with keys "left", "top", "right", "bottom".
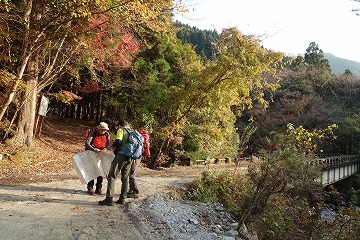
{"left": 106, "top": 153, "right": 131, "bottom": 200}
{"left": 129, "top": 158, "right": 141, "bottom": 193}
{"left": 87, "top": 176, "right": 103, "bottom": 190}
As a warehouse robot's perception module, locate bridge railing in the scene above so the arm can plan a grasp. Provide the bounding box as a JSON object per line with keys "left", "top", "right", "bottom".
{"left": 315, "top": 155, "right": 360, "bottom": 185}
{"left": 312, "top": 155, "right": 360, "bottom": 168}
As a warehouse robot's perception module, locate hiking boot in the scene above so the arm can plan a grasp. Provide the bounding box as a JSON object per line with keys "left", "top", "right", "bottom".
{"left": 116, "top": 198, "right": 125, "bottom": 205}
{"left": 87, "top": 188, "right": 95, "bottom": 195}
{"left": 95, "top": 188, "right": 103, "bottom": 195}
{"left": 127, "top": 192, "right": 139, "bottom": 198}
{"left": 98, "top": 197, "right": 114, "bottom": 206}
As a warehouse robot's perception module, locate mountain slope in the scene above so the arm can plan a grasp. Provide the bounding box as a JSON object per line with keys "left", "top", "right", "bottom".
{"left": 324, "top": 53, "right": 360, "bottom": 77}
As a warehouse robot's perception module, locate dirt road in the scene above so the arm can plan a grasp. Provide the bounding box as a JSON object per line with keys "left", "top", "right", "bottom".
{"left": 0, "top": 166, "right": 207, "bottom": 240}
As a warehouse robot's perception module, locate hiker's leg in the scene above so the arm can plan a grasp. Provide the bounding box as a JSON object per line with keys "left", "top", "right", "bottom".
{"left": 129, "top": 158, "right": 141, "bottom": 193}
{"left": 87, "top": 180, "right": 95, "bottom": 194}
{"left": 95, "top": 176, "right": 103, "bottom": 194}
{"left": 105, "top": 154, "right": 122, "bottom": 198}
{"left": 87, "top": 179, "right": 94, "bottom": 189}
{"left": 119, "top": 156, "right": 132, "bottom": 200}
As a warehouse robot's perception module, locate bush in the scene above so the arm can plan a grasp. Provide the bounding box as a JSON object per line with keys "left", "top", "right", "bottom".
{"left": 185, "top": 170, "right": 251, "bottom": 213}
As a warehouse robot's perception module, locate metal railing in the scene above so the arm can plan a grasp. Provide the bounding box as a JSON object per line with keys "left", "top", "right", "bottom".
{"left": 313, "top": 155, "right": 360, "bottom": 169}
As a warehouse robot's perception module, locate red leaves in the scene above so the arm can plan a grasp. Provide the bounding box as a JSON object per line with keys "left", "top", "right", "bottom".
{"left": 86, "top": 14, "right": 140, "bottom": 69}
{"left": 75, "top": 80, "right": 103, "bottom": 93}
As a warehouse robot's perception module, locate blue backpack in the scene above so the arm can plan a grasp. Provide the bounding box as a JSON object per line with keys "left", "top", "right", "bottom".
{"left": 119, "top": 128, "right": 144, "bottom": 160}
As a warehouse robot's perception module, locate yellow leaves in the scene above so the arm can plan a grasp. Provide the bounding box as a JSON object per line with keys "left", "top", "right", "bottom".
{"left": 0, "top": 0, "right": 13, "bottom": 11}
{"left": 210, "top": 28, "right": 284, "bottom": 113}
{"left": 50, "top": 90, "right": 82, "bottom": 105}
{"left": 108, "top": 0, "right": 173, "bottom": 32}
{"left": 286, "top": 123, "right": 338, "bottom": 154}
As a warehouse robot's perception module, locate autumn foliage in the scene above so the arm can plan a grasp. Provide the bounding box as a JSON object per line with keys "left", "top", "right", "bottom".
{"left": 86, "top": 13, "right": 140, "bottom": 70}
{"left": 75, "top": 80, "right": 103, "bottom": 93}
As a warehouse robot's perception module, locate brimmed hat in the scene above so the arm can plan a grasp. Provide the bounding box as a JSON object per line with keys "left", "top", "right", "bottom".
{"left": 97, "top": 122, "right": 109, "bottom": 131}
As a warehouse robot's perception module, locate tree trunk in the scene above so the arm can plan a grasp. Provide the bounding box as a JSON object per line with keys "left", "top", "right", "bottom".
{"left": 13, "top": 55, "right": 38, "bottom": 147}
{"left": 0, "top": 0, "right": 33, "bottom": 121}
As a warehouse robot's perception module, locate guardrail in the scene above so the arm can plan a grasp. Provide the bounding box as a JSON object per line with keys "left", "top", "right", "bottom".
{"left": 189, "top": 154, "right": 360, "bottom": 186}
{"left": 191, "top": 157, "right": 232, "bottom": 165}
{"left": 312, "top": 155, "right": 360, "bottom": 169}
{"left": 314, "top": 155, "right": 360, "bottom": 185}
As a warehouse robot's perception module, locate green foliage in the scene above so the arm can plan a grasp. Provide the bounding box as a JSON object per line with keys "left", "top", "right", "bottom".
{"left": 304, "top": 42, "right": 331, "bottom": 71}
{"left": 238, "top": 121, "right": 257, "bottom": 158}
{"left": 182, "top": 134, "right": 199, "bottom": 152}
{"left": 183, "top": 124, "right": 360, "bottom": 238}
{"left": 252, "top": 197, "right": 328, "bottom": 240}
{"left": 175, "top": 21, "right": 220, "bottom": 61}
{"left": 185, "top": 170, "right": 250, "bottom": 213}
{"left": 286, "top": 123, "right": 338, "bottom": 154}
{"left": 183, "top": 106, "right": 239, "bottom": 159}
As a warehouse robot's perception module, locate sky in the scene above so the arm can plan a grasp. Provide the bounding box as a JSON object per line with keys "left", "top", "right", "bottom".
{"left": 174, "top": 0, "right": 360, "bottom": 62}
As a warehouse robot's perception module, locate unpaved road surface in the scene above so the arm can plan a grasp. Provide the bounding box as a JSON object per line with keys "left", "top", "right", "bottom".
{"left": 0, "top": 165, "right": 215, "bottom": 240}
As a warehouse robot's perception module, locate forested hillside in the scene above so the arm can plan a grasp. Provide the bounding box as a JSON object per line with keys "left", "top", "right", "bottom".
{"left": 2, "top": 0, "right": 360, "bottom": 165}
{"left": 1, "top": 1, "right": 360, "bottom": 238}
{"left": 174, "top": 21, "right": 220, "bottom": 60}
{"left": 175, "top": 25, "right": 360, "bottom": 157}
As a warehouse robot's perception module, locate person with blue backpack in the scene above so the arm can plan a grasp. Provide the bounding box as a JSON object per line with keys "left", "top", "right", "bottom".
{"left": 98, "top": 119, "right": 144, "bottom": 206}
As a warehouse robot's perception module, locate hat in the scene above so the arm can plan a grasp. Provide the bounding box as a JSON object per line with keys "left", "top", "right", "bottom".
{"left": 97, "top": 122, "right": 109, "bottom": 131}
{"left": 117, "top": 119, "right": 129, "bottom": 127}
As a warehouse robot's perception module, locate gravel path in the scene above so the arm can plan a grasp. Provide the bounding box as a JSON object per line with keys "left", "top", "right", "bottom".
{"left": 0, "top": 165, "right": 242, "bottom": 240}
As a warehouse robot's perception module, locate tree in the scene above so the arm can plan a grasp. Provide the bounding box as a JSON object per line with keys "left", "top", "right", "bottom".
{"left": 0, "top": 0, "right": 177, "bottom": 146}
{"left": 104, "top": 27, "right": 283, "bottom": 166}
{"left": 175, "top": 21, "right": 220, "bottom": 60}
{"left": 159, "top": 28, "right": 284, "bottom": 162}
{"left": 304, "top": 42, "right": 331, "bottom": 71}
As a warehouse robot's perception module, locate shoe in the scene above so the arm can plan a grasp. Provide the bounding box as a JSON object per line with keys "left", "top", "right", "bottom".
{"left": 87, "top": 188, "right": 95, "bottom": 195}
{"left": 127, "top": 193, "right": 139, "bottom": 198}
{"left": 95, "top": 188, "right": 103, "bottom": 195}
{"left": 98, "top": 198, "right": 114, "bottom": 206}
{"left": 116, "top": 198, "right": 125, "bottom": 204}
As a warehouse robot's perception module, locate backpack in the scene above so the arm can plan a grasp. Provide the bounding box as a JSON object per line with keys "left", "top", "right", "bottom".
{"left": 85, "top": 128, "right": 92, "bottom": 138}
{"left": 139, "top": 129, "right": 151, "bottom": 157}
{"left": 119, "top": 128, "right": 144, "bottom": 160}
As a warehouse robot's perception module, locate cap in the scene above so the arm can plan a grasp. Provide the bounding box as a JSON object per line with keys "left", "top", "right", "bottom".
{"left": 97, "top": 122, "right": 109, "bottom": 131}
{"left": 117, "top": 119, "right": 129, "bottom": 127}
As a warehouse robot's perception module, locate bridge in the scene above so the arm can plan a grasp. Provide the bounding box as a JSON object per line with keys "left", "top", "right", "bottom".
{"left": 314, "top": 155, "right": 360, "bottom": 185}
{"left": 191, "top": 155, "right": 360, "bottom": 186}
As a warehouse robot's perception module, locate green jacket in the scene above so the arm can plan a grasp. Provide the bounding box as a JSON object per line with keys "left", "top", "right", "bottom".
{"left": 113, "top": 127, "right": 130, "bottom": 150}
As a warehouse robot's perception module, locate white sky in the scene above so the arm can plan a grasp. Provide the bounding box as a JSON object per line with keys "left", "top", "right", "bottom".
{"left": 174, "top": 0, "right": 360, "bottom": 62}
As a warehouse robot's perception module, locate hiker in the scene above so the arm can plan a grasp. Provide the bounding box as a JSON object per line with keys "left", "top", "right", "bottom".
{"left": 99, "top": 119, "right": 132, "bottom": 206}
{"left": 85, "top": 122, "right": 111, "bottom": 195}
{"left": 127, "top": 129, "right": 150, "bottom": 198}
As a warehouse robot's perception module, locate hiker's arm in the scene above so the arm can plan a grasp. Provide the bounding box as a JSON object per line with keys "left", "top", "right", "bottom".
{"left": 85, "top": 136, "right": 95, "bottom": 151}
